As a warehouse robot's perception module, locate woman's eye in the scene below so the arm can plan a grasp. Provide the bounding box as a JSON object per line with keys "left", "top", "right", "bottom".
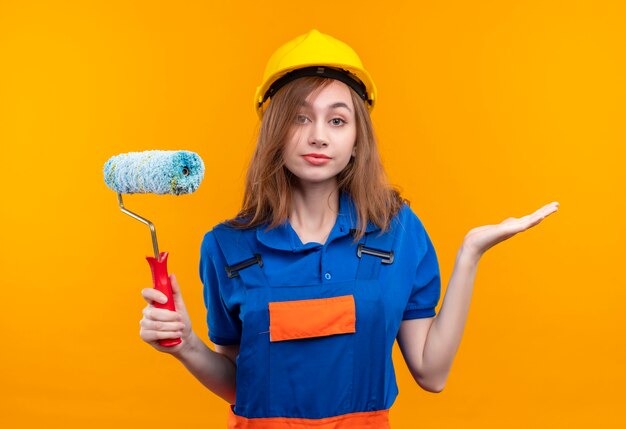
{"left": 330, "top": 118, "right": 345, "bottom": 126}
{"left": 296, "top": 115, "right": 309, "bottom": 124}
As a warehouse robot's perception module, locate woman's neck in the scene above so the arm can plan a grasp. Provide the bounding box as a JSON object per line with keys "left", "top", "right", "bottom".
{"left": 289, "top": 182, "right": 340, "bottom": 245}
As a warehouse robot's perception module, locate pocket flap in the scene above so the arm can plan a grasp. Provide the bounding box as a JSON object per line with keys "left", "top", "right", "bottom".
{"left": 268, "top": 295, "right": 356, "bottom": 342}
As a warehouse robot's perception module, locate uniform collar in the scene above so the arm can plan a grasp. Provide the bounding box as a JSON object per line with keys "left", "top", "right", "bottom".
{"left": 256, "top": 192, "right": 380, "bottom": 252}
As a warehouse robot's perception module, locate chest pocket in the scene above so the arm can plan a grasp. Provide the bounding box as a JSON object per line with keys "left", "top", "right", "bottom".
{"left": 212, "top": 225, "right": 396, "bottom": 419}
{"left": 269, "top": 295, "right": 356, "bottom": 342}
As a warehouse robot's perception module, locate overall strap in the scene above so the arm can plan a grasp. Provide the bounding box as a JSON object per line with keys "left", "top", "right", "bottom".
{"left": 212, "top": 226, "right": 268, "bottom": 288}
{"left": 355, "top": 226, "right": 397, "bottom": 281}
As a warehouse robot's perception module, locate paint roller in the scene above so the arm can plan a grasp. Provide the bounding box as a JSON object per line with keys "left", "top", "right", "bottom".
{"left": 103, "top": 150, "right": 205, "bottom": 347}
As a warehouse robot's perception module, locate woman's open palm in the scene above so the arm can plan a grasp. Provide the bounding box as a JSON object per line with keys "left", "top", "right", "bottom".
{"left": 463, "top": 201, "right": 560, "bottom": 258}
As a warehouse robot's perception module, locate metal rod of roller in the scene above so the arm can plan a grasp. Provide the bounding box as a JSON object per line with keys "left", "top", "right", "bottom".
{"left": 117, "top": 193, "right": 160, "bottom": 260}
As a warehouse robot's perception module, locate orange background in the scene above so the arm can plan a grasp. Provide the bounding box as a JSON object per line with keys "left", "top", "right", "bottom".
{"left": 1, "top": 1, "right": 624, "bottom": 427}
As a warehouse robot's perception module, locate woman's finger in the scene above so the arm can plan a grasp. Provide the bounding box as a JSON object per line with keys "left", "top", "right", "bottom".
{"left": 140, "top": 327, "right": 184, "bottom": 343}
{"left": 141, "top": 288, "right": 168, "bottom": 305}
{"left": 142, "top": 306, "right": 182, "bottom": 322}
{"left": 169, "top": 274, "right": 187, "bottom": 312}
{"left": 139, "top": 318, "right": 186, "bottom": 332}
{"left": 530, "top": 201, "right": 559, "bottom": 220}
{"left": 517, "top": 202, "right": 559, "bottom": 229}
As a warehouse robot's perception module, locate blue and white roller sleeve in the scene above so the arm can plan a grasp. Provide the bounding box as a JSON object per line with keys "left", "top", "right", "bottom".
{"left": 103, "top": 150, "right": 205, "bottom": 195}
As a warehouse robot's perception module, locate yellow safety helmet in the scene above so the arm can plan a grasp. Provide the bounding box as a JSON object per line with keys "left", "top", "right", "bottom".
{"left": 254, "top": 29, "right": 377, "bottom": 118}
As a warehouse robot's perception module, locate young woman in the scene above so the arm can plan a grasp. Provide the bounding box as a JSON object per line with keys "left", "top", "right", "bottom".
{"left": 139, "top": 30, "right": 559, "bottom": 428}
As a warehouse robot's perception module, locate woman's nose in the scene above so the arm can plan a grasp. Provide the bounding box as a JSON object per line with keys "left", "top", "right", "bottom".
{"left": 308, "top": 122, "right": 328, "bottom": 147}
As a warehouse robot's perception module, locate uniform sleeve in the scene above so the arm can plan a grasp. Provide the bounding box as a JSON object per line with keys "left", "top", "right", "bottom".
{"left": 199, "top": 231, "right": 242, "bottom": 345}
{"left": 402, "top": 217, "right": 442, "bottom": 320}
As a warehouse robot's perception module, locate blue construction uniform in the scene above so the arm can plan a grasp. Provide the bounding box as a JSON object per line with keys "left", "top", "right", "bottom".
{"left": 199, "top": 192, "right": 441, "bottom": 426}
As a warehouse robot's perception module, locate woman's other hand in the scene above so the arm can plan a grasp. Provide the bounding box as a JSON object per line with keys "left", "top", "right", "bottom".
{"left": 139, "top": 274, "right": 193, "bottom": 354}
{"left": 462, "top": 201, "right": 560, "bottom": 259}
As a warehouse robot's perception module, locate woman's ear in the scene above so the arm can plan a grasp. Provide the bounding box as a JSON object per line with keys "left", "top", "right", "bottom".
{"left": 351, "top": 146, "right": 356, "bottom": 157}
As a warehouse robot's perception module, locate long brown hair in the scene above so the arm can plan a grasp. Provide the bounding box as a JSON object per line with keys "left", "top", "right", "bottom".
{"left": 228, "top": 76, "right": 404, "bottom": 241}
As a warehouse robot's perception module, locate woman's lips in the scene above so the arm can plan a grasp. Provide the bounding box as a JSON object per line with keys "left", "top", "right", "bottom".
{"left": 303, "top": 154, "right": 331, "bottom": 166}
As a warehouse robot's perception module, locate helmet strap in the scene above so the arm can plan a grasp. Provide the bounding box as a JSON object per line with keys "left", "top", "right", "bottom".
{"left": 261, "top": 66, "right": 370, "bottom": 108}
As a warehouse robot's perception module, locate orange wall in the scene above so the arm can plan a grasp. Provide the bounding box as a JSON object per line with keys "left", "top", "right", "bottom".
{"left": 1, "top": 1, "right": 624, "bottom": 427}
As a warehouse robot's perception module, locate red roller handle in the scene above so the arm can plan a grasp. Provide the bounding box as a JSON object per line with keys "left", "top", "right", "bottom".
{"left": 146, "top": 251, "right": 181, "bottom": 347}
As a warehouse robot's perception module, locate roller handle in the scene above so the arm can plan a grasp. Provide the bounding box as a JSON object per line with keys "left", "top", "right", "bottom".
{"left": 146, "top": 252, "right": 182, "bottom": 347}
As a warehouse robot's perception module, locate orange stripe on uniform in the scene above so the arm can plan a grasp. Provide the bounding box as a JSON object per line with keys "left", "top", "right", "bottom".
{"left": 268, "top": 295, "right": 356, "bottom": 342}
{"left": 227, "top": 407, "right": 390, "bottom": 429}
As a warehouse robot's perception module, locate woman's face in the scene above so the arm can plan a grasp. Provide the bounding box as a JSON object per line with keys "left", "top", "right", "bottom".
{"left": 283, "top": 80, "right": 357, "bottom": 188}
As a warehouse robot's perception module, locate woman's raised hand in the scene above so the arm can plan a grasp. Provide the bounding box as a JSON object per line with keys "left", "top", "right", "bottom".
{"left": 140, "top": 274, "right": 193, "bottom": 354}
{"left": 462, "top": 201, "right": 560, "bottom": 259}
